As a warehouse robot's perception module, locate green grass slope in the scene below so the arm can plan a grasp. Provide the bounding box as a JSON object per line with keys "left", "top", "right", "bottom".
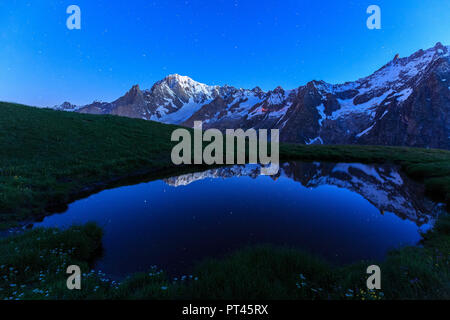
{"left": 0, "top": 102, "right": 180, "bottom": 227}
{"left": 1, "top": 101, "right": 450, "bottom": 228}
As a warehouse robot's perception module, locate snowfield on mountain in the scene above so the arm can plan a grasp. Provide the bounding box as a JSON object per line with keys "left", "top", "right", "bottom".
{"left": 53, "top": 43, "right": 450, "bottom": 149}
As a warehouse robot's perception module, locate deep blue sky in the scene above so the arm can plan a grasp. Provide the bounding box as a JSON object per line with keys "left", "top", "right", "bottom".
{"left": 1, "top": 0, "right": 449, "bottom": 107}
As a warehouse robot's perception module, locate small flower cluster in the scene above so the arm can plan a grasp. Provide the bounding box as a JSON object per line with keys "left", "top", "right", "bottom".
{"left": 344, "top": 288, "right": 384, "bottom": 300}
{"left": 295, "top": 273, "right": 324, "bottom": 296}
{"left": 172, "top": 274, "right": 198, "bottom": 283}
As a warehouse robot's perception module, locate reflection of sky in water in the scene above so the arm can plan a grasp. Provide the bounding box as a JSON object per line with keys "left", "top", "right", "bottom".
{"left": 34, "top": 162, "right": 436, "bottom": 278}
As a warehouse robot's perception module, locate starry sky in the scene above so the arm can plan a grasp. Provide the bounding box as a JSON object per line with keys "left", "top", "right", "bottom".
{"left": 1, "top": 0, "right": 449, "bottom": 107}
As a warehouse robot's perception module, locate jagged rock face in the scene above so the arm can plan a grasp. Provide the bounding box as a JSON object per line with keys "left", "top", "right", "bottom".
{"left": 52, "top": 101, "right": 79, "bottom": 111}
{"left": 55, "top": 43, "right": 450, "bottom": 149}
{"left": 163, "top": 162, "right": 443, "bottom": 225}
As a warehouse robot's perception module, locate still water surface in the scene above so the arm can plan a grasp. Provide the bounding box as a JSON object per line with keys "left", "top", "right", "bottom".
{"left": 34, "top": 162, "right": 440, "bottom": 278}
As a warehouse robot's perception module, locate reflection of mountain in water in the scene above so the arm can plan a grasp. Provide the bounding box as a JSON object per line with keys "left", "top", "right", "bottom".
{"left": 164, "top": 162, "right": 443, "bottom": 225}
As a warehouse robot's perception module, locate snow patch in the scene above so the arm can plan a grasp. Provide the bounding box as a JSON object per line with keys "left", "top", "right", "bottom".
{"left": 331, "top": 90, "right": 393, "bottom": 120}
{"left": 332, "top": 163, "right": 384, "bottom": 183}
{"left": 158, "top": 97, "right": 211, "bottom": 124}
{"left": 356, "top": 124, "right": 375, "bottom": 138}
{"left": 306, "top": 136, "right": 323, "bottom": 145}
{"left": 268, "top": 103, "right": 292, "bottom": 118}
{"left": 394, "top": 88, "right": 413, "bottom": 102}
{"left": 316, "top": 104, "right": 326, "bottom": 126}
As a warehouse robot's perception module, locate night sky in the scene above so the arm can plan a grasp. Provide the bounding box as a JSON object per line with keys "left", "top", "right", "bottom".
{"left": 1, "top": 0, "right": 449, "bottom": 107}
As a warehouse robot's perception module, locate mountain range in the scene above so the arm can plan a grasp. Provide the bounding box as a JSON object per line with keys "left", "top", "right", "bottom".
{"left": 54, "top": 43, "right": 450, "bottom": 149}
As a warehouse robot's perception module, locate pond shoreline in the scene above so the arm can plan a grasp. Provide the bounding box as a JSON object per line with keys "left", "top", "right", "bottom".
{"left": 1, "top": 102, "right": 449, "bottom": 229}
{"left": 4, "top": 155, "right": 446, "bottom": 232}
{"left": 1, "top": 102, "right": 449, "bottom": 299}
{"left": 1, "top": 214, "right": 449, "bottom": 299}
{"left": 31, "top": 161, "right": 442, "bottom": 278}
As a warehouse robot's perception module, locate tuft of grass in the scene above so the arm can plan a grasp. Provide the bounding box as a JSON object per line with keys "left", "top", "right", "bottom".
{"left": 173, "top": 246, "right": 335, "bottom": 300}
{"left": 0, "top": 223, "right": 105, "bottom": 300}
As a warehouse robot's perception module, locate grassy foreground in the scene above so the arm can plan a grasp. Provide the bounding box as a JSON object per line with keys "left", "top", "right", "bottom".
{"left": 1, "top": 101, "right": 450, "bottom": 228}
{"left": 0, "top": 101, "right": 449, "bottom": 300}
{"left": 0, "top": 215, "right": 448, "bottom": 300}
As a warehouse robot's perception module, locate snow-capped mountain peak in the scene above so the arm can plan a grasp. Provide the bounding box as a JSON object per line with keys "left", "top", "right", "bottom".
{"left": 357, "top": 42, "right": 448, "bottom": 92}
{"left": 151, "top": 74, "right": 218, "bottom": 103}
{"left": 57, "top": 43, "right": 450, "bottom": 149}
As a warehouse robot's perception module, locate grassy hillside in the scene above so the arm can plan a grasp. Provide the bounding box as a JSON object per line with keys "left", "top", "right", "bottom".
{"left": 1, "top": 101, "right": 450, "bottom": 228}
{"left": 0, "top": 102, "right": 180, "bottom": 227}
{"left": 0, "top": 101, "right": 449, "bottom": 300}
